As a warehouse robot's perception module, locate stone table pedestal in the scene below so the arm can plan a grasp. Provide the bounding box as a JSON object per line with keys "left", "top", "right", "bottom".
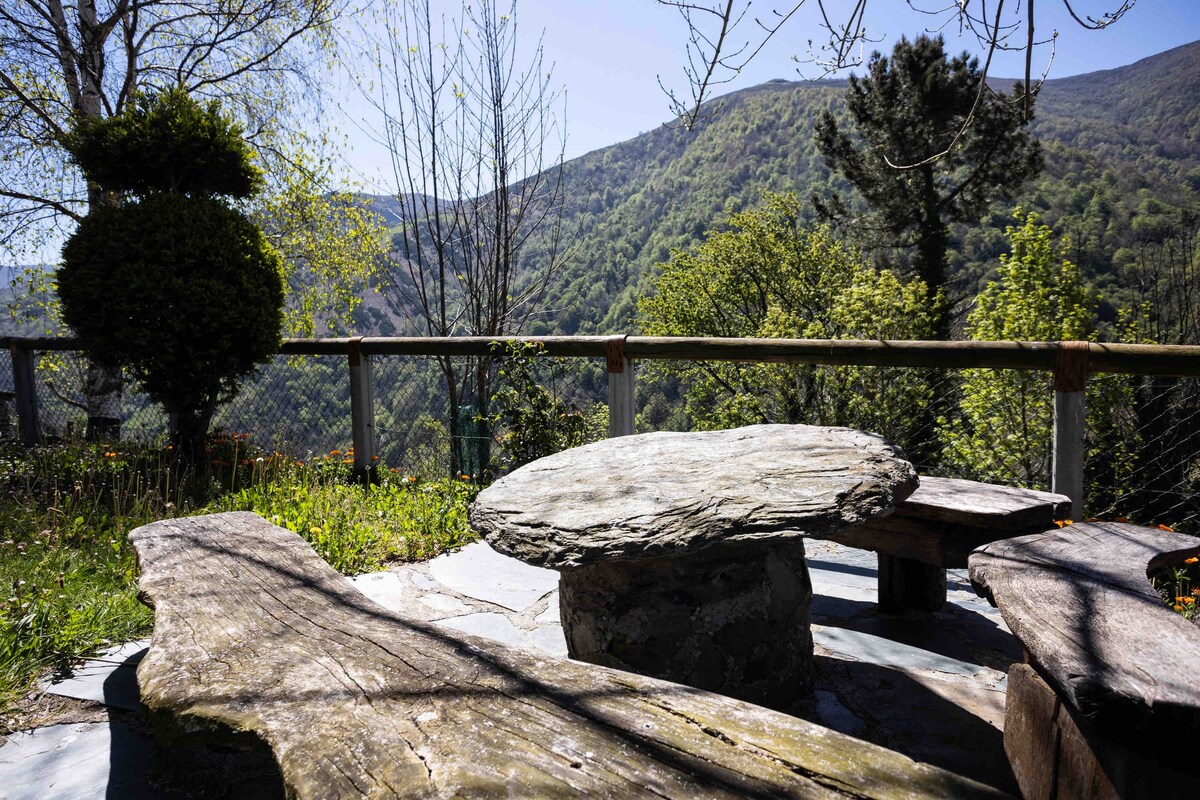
{"left": 470, "top": 424, "right": 916, "bottom": 711}
{"left": 560, "top": 540, "right": 813, "bottom": 709}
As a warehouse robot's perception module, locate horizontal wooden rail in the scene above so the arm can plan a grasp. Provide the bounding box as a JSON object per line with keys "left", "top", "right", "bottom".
{"left": 6, "top": 335, "right": 1200, "bottom": 376}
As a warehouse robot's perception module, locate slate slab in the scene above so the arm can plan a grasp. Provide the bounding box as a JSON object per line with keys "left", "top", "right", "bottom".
{"left": 813, "top": 625, "right": 991, "bottom": 677}
{"left": 0, "top": 721, "right": 159, "bottom": 800}
{"left": 427, "top": 541, "right": 558, "bottom": 612}
{"left": 40, "top": 640, "right": 148, "bottom": 712}
{"left": 472, "top": 424, "right": 918, "bottom": 568}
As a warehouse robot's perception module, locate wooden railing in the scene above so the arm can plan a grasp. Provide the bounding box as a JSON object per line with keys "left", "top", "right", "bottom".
{"left": 7, "top": 335, "right": 1200, "bottom": 517}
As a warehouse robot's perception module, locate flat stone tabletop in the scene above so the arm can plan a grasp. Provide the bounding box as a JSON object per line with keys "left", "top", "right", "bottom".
{"left": 471, "top": 424, "right": 918, "bottom": 568}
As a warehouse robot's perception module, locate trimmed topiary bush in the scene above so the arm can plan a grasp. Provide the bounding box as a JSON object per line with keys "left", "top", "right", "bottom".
{"left": 62, "top": 87, "right": 264, "bottom": 199}
{"left": 58, "top": 88, "right": 283, "bottom": 454}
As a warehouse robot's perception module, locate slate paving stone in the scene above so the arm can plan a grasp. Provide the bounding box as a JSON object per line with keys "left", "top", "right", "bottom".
{"left": 345, "top": 571, "right": 420, "bottom": 610}
{"left": 40, "top": 641, "right": 148, "bottom": 712}
{"left": 526, "top": 625, "right": 569, "bottom": 658}
{"left": 0, "top": 721, "right": 166, "bottom": 800}
{"left": 434, "top": 612, "right": 535, "bottom": 651}
{"left": 427, "top": 541, "right": 559, "bottom": 612}
{"left": 417, "top": 593, "right": 474, "bottom": 616}
{"left": 813, "top": 624, "right": 994, "bottom": 677}
{"left": 534, "top": 603, "right": 560, "bottom": 624}
{"left": 813, "top": 689, "right": 867, "bottom": 737}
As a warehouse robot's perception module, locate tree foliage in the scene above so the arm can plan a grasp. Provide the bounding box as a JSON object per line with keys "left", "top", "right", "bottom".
{"left": 57, "top": 91, "right": 283, "bottom": 453}
{"left": 62, "top": 87, "right": 264, "bottom": 199}
{"left": 939, "top": 209, "right": 1133, "bottom": 492}
{"left": 815, "top": 35, "right": 1042, "bottom": 336}
{"left": 639, "top": 192, "right": 937, "bottom": 446}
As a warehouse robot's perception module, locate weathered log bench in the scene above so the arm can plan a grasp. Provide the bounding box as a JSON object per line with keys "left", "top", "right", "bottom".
{"left": 130, "top": 511, "right": 1009, "bottom": 798}
{"left": 817, "top": 477, "right": 1071, "bottom": 612}
{"left": 970, "top": 521, "right": 1200, "bottom": 799}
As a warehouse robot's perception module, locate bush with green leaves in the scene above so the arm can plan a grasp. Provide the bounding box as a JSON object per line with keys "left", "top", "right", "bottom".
{"left": 638, "top": 192, "right": 938, "bottom": 449}
{"left": 488, "top": 342, "right": 591, "bottom": 474}
{"left": 62, "top": 87, "right": 263, "bottom": 199}
{"left": 58, "top": 89, "right": 283, "bottom": 454}
{"left": 939, "top": 210, "right": 1136, "bottom": 492}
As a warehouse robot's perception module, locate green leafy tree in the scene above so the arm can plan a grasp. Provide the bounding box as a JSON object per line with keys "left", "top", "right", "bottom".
{"left": 488, "top": 342, "right": 591, "bottom": 476}
{"left": 1, "top": 0, "right": 380, "bottom": 434}
{"left": 639, "top": 192, "right": 938, "bottom": 449}
{"left": 58, "top": 89, "right": 283, "bottom": 455}
{"left": 940, "top": 210, "right": 1134, "bottom": 494}
{"left": 815, "top": 34, "right": 1042, "bottom": 338}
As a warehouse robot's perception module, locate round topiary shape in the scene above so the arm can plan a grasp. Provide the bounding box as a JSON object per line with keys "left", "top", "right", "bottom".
{"left": 58, "top": 193, "right": 283, "bottom": 449}
{"left": 64, "top": 86, "right": 264, "bottom": 199}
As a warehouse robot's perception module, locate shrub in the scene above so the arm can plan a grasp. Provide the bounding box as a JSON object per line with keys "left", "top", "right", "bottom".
{"left": 57, "top": 89, "right": 283, "bottom": 455}
{"left": 59, "top": 193, "right": 283, "bottom": 451}
{"left": 62, "top": 87, "right": 263, "bottom": 199}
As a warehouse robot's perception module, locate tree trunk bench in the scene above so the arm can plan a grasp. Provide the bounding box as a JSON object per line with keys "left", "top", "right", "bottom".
{"left": 129, "top": 511, "right": 1009, "bottom": 799}
{"left": 969, "top": 521, "right": 1200, "bottom": 799}
{"left": 816, "top": 477, "right": 1071, "bottom": 612}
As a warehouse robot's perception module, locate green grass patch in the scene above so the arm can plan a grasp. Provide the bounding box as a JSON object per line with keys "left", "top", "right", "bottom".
{"left": 0, "top": 436, "right": 477, "bottom": 719}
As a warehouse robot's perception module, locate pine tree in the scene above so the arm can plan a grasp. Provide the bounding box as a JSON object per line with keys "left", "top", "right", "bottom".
{"left": 815, "top": 34, "right": 1042, "bottom": 338}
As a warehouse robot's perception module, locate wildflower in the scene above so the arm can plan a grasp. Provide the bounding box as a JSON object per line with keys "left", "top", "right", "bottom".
{"left": 370, "top": 455, "right": 379, "bottom": 461}
{"left": 1185, "top": 557, "right": 1198, "bottom": 564}
{"left": 1158, "top": 524, "right": 1175, "bottom": 532}
{"left": 343, "top": 458, "right": 353, "bottom": 464}
{"left": 310, "top": 526, "right": 322, "bottom": 535}
{"left": 1174, "top": 604, "right": 1184, "bottom": 612}
{"left": 1054, "top": 519, "right": 1073, "bottom": 528}
{"left": 256, "top": 457, "right": 264, "bottom": 463}
{"left": 330, "top": 450, "right": 342, "bottom": 456}
{"left": 1186, "top": 597, "right": 1196, "bottom": 606}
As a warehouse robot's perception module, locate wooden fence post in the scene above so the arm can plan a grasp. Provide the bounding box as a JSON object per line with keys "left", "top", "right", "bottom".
{"left": 1052, "top": 341, "right": 1089, "bottom": 519}
{"left": 606, "top": 335, "right": 635, "bottom": 438}
{"left": 348, "top": 338, "right": 378, "bottom": 482}
{"left": 9, "top": 345, "right": 40, "bottom": 446}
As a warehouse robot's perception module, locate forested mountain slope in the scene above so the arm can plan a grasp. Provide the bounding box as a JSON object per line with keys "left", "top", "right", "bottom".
{"left": 536, "top": 40, "right": 1199, "bottom": 336}
{"left": 363, "top": 40, "right": 1199, "bottom": 338}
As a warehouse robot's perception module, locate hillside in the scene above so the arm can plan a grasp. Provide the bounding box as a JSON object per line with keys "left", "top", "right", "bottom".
{"left": 360, "top": 40, "right": 1199, "bottom": 340}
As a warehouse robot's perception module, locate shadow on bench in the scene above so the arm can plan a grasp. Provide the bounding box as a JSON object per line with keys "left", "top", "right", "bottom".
{"left": 130, "top": 512, "right": 1009, "bottom": 799}
{"left": 970, "top": 521, "right": 1200, "bottom": 800}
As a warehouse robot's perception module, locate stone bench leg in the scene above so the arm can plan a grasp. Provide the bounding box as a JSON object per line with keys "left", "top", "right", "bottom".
{"left": 557, "top": 541, "right": 814, "bottom": 711}
{"left": 877, "top": 553, "right": 947, "bottom": 612}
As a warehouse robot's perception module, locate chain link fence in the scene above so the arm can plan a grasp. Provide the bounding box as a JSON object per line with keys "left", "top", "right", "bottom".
{"left": 3, "top": 340, "right": 1197, "bottom": 532}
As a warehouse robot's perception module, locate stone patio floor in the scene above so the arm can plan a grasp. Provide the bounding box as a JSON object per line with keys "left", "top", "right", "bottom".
{"left": 0, "top": 538, "right": 1021, "bottom": 798}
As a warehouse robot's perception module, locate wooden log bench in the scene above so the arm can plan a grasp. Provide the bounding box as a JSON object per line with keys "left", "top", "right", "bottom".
{"left": 969, "top": 521, "right": 1200, "bottom": 799}
{"left": 816, "top": 477, "right": 1071, "bottom": 612}
{"left": 129, "top": 511, "right": 1009, "bottom": 799}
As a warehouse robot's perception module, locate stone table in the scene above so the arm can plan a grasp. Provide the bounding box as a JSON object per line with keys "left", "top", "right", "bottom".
{"left": 469, "top": 424, "right": 917, "bottom": 710}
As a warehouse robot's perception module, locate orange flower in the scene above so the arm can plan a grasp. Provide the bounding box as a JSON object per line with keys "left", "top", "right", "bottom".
{"left": 1158, "top": 524, "right": 1175, "bottom": 532}
{"left": 1185, "top": 557, "right": 1198, "bottom": 564}
{"left": 1174, "top": 604, "right": 1184, "bottom": 612}
{"left": 330, "top": 450, "right": 342, "bottom": 456}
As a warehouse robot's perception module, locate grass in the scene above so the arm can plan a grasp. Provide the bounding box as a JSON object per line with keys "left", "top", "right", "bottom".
{"left": 0, "top": 434, "right": 477, "bottom": 721}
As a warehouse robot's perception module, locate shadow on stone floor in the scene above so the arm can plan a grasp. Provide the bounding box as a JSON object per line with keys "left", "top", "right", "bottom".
{"left": 810, "top": 654, "right": 1018, "bottom": 795}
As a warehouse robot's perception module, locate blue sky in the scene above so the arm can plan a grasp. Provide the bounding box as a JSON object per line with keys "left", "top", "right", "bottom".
{"left": 334, "top": 0, "right": 1200, "bottom": 189}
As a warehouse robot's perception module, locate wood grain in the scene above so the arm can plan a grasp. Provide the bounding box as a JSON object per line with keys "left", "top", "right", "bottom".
{"left": 969, "top": 521, "right": 1200, "bottom": 753}
{"left": 132, "top": 512, "right": 1009, "bottom": 799}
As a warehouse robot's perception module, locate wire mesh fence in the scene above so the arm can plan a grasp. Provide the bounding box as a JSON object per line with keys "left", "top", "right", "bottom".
{"left": 4, "top": 340, "right": 1198, "bottom": 533}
